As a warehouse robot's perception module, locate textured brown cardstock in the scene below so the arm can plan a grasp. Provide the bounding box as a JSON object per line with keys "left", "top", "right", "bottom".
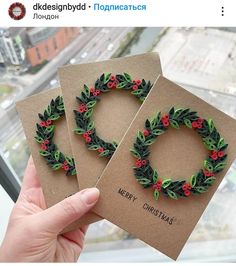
{"left": 93, "top": 76, "right": 236, "bottom": 260}
{"left": 16, "top": 88, "right": 101, "bottom": 232}
{"left": 59, "top": 53, "right": 162, "bottom": 190}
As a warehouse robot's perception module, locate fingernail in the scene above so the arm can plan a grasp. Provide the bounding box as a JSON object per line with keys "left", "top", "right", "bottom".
{"left": 80, "top": 188, "right": 100, "bottom": 205}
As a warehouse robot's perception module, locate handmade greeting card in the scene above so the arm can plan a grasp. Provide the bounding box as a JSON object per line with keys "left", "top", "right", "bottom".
{"left": 92, "top": 76, "right": 236, "bottom": 260}
{"left": 59, "top": 52, "right": 162, "bottom": 190}
{"left": 16, "top": 88, "right": 101, "bottom": 232}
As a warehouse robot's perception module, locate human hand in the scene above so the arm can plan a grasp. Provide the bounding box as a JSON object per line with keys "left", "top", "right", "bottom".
{"left": 0, "top": 156, "right": 99, "bottom": 262}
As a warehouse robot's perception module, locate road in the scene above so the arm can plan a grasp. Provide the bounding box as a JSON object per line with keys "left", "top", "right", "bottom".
{"left": 0, "top": 27, "right": 133, "bottom": 147}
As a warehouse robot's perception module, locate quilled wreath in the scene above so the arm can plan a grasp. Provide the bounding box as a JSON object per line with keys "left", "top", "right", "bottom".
{"left": 74, "top": 73, "right": 152, "bottom": 159}
{"left": 34, "top": 96, "right": 76, "bottom": 176}
{"left": 130, "top": 107, "right": 228, "bottom": 201}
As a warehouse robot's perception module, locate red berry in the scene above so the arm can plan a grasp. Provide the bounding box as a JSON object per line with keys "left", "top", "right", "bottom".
{"left": 184, "top": 190, "right": 190, "bottom": 196}
{"left": 90, "top": 87, "right": 95, "bottom": 93}
{"left": 210, "top": 154, "right": 218, "bottom": 160}
{"left": 87, "top": 130, "right": 93, "bottom": 135}
{"left": 218, "top": 151, "right": 224, "bottom": 158}
{"left": 93, "top": 92, "right": 98, "bottom": 97}
{"left": 83, "top": 132, "right": 89, "bottom": 138}
{"left": 95, "top": 89, "right": 101, "bottom": 95}
{"left": 152, "top": 184, "right": 158, "bottom": 190}
{"left": 197, "top": 118, "right": 203, "bottom": 124}
{"left": 157, "top": 179, "right": 162, "bottom": 186}
{"left": 46, "top": 120, "right": 52, "bottom": 126}
{"left": 40, "top": 121, "right": 46, "bottom": 127}
{"left": 143, "top": 129, "right": 150, "bottom": 137}
{"left": 192, "top": 121, "right": 198, "bottom": 128}
{"left": 132, "top": 85, "right": 138, "bottom": 91}
{"left": 85, "top": 137, "right": 92, "bottom": 143}
{"left": 142, "top": 160, "right": 147, "bottom": 165}
{"left": 44, "top": 139, "right": 49, "bottom": 144}
{"left": 197, "top": 123, "right": 202, "bottom": 129}
{"left": 156, "top": 186, "right": 161, "bottom": 192}
{"left": 41, "top": 144, "right": 47, "bottom": 151}
{"left": 182, "top": 184, "right": 188, "bottom": 191}
{"left": 163, "top": 120, "right": 170, "bottom": 127}
{"left": 163, "top": 115, "right": 169, "bottom": 120}
{"left": 107, "top": 82, "right": 113, "bottom": 89}
{"left": 110, "top": 75, "right": 116, "bottom": 81}
{"left": 64, "top": 165, "right": 69, "bottom": 171}
{"left": 136, "top": 79, "right": 142, "bottom": 86}
{"left": 135, "top": 160, "right": 142, "bottom": 168}
{"left": 98, "top": 147, "right": 104, "bottom": 153}
{"left": 204, "top": 170, "right": 213, "bottom": 177}
{"left": 186, "top": 182, "right": 192, "bottom": 190}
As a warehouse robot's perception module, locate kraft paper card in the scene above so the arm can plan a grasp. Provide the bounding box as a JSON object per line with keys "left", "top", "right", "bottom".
{"left": 59, "top": 53, "right": 162, "bottom": 190}
{"left": 93, "top": 76, "right": 236, "bottom": 260}
{"left": 16, "top": 88, "right": 101, "bottom": 232}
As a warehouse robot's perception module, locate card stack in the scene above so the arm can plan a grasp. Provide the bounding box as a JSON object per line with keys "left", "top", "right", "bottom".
{"left": 16, "top": 53, "right": 236, "bottom": 260}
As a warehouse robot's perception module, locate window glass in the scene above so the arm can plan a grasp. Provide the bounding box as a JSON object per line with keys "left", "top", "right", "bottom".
{"left": 0, "top": 27, "right": 235, "bottom": 262}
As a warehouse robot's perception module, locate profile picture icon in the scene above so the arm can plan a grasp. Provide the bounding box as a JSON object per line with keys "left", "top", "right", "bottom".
{"left": 8, "top": 2, "right": 26, "bottom": 20}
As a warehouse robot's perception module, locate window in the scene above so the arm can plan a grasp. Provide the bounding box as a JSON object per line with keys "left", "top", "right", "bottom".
{"left": 0, "top": 27, "right": 236, "bottom": 262}
{"left": 35, "top": 47, "right": 41, "bottom": 60}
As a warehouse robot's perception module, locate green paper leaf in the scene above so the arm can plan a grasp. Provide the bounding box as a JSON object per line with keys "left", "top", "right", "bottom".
{"left": 173, "top": 108, "right": 183, "bottom": 118}
{"left": 86, "top": 101, "right": 97, "bottom": 108}
{"left": 204, "top": 160, "right": 214, "bottom": 172}
{"left": 194, "top": 186, "right": 207, "bottom": 193}
{"left": 190, "top": 174, "right": 197, "bottom": 187}
{"left": 170, "top": 120, "right": 180, "bottom": 129}
{"left": 214, "top": 162, "right": 226, "bottom": 171}
{"left": 84, "top": 84, "right": 90, "bottom": 97}
{"left": 130, "top": 149, "right": 141, "bottom": 159}
{"left": 39, "top": 150, "right": 50, "bottom": 156}
{"left": 104, "top": 73, "right": 111, "bottom": 84}
{"left": 152, "top": 129, "right": 164, "bottom": 135}
{"left": 137, "top": 131, "right": 145, "bottom": 142}
{"left": 99, "top": 150, "right": 110, "bottom": 157}
{"left": 203, "top": 141, "right": 216, "bottom": 151}
{"left": 138, "top": 178, "right": 151, "bottom": 185}
{"left": 57, "top": 105, "right": 64, "bottom": 111}
{"left": 184, "top": 118, "right": 192, "bottom": 128}
{"left": 204, "top": 177, "right": 216, "bottom": 185}
{"left": 152, "top": 170, "right": 158, "bottom": 183}
{"left": 131, "top": 89, "right": 142, "bottom": 95}
{"left": 167, "top": 189, "right": 178, "bottom": 200}
{"left": 50, "top": 114, "right": 60, "bottom": 120}
{"left": 124, "top": 72, "right": 132, "bottom": 82}
{"left": 208, "top": 118, "right": 215, "bottom": 133}
{"left": 34, "top": 136, "right": 44, "bottom": 143}
{"left": 87, "top": 121, "right": 95, "bottom": 131}
{"left": 162, "top": 179, "right": 172, "bottom": 189}
{"left": 84, "top": 108, "right": 93, "bottom": 119}
{"left": 47, "top": 105, "right": 51, "bottom": 116}
{"left": 112, "top": 141, "right": 118, "bottom": 149}
{"left": 88, "top": 145, "right": 100, "bottom": 150}
{"left": 145, "top": 138, "right": 156, "bottom": 146}
{"left": 156, "top": 111, "right": 161, "bottom": 124}
{"left": 71, "top": 169, "right": 77, "bottom": 175}
{"left": 74, "top": 128, "right": 85, "bottom": 134}
{"left": 54, "top": 150, "right": 60, "bottom": 161}
{"left": 52, "top": 163, "right": 62, "bottom": 170}
{"left": 66, "top": 156, "right": 74, "bottom": 166}
{"left": 217, "top": 138, "right": 225, "bottom": 149}
{"left": 45, "top": 125, "right": 55, "bottom": 133}
{"left": 117, "top": 81, "right": 127, "bottom": 88}
{"left": 153, "top": 189, "right": 160, "bottom": 200}
{"left": 150, "top": 117, "right": 157, "bottom": 130}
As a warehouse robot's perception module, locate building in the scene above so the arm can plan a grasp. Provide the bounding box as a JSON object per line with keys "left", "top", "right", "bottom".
{"left": 25, "top": 27, "right": 80, "bottom": 67}
{"left": 0, "top": 28, "right": 27, "bottom": 68}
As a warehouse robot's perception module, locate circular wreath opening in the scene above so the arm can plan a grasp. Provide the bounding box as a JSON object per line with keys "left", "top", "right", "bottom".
{"left": 74, "top": 73, "right": 152, "bottom": 159}
{"left": 35, "top": 96, "right": 76, "bottom": 176}
{"left": 130, "top": 107, "right": 228, "bottom": 201}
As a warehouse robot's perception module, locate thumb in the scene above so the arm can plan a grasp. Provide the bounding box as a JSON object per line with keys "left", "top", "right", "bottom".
{"left": 38, "top": 188, "right": 100, "bottom": 234}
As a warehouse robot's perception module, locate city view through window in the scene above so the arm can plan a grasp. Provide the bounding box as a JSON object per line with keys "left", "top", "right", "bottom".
{"left": 0, "top": 27, "right": 236, "bottom": 262}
